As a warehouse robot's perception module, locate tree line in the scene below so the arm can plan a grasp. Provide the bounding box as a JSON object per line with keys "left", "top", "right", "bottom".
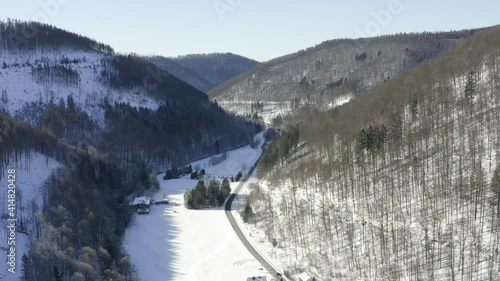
{"left": 184, "top": 179, "right": 231, "bottom": 209}
{"left": 0, "top": 19, "right": 113, "bottom": 54}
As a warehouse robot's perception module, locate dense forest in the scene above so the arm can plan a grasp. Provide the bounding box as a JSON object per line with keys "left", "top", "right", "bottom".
{"left": 0, "top": 20, "right": 259, "bottom": 280}
{"left": 150, "top": 53, "right": 258, "bottom": 93}
{"left": 184, "top": 179, "right": 232, "bottom": 209}
{"left": 251, "top": 26, "right": 500, "bottom": 280}
{"left": 173, "top": 53, "right": 258, "bottom": 90}
{"left": 0, "top": 111, "right": 150, "bottom": 280}
{"left": 0, "top": 19, "right": 113, "bottom": 54}
{"left": 209, "top": 29, "right": 481, "bottom": 121}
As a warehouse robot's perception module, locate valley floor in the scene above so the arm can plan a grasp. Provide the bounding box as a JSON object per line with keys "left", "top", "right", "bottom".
{"left": 124, "top": 133, "right": 271, "bottom": 281}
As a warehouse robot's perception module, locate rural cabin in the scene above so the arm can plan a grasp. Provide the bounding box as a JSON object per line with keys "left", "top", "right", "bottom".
{"left": 130, "top": 196, "right": 151, "bottom": 214}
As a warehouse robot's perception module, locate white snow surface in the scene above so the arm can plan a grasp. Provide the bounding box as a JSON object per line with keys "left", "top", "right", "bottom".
{"left": 0, "top": 50, "right": 161, "bottom": 127}
{"left": 327, "top": 94, "right": 353, "bottom": 109}
{"left": 124, "top": 133, "right": 272, "bottom": 281}
{"left": 218, "top": 101, "right": 291, "bottom": 126}
{"left": 0, "top": 153, "right": 61, "bottom": 281}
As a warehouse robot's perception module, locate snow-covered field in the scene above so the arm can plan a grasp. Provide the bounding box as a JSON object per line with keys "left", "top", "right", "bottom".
{"left": 124, "top": 133, "right": 272, "bottom": 281}
{"left": 0, "top": 153, "right": 61, "bottom": 281}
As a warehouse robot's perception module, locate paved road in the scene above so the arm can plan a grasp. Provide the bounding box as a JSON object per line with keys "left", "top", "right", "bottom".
{"left": 224, "top": 153, "right": 286, "bottom": 281}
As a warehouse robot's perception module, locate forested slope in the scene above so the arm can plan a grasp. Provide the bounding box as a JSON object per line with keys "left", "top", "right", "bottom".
{"left": 209, "top": 30, "right": 480, "bottom": 122}
{"left": 0, "top": 20, "right": 259, "bottom": 281}
{"left": 251, "top": 25, "right": 500, "bottom": 280}
{"left": 0, "top": 111, "right": 145, "bottom": 280}
{"left": 0, "top": 20, "right": 258, "bottom": 171}
{"left": 150, "top": 53, "right": 258, "bottom": 93}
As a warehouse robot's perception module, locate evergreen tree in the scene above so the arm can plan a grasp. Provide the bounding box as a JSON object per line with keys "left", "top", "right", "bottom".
{"left": 388, "top": 113, "right": 403, "bottom": 142}
{"left": 409, "top": 94, "right": 418, "bottom": 120}
{"left": 241, "top": 199, "right": 255, "bottom": 223}
{"left": 66, "top": 94, "right": 76, "bottom": 112}
{"left": 356, "top": 128, "right": 368, "bottom": 152}
{"left": 215, "top": 140, "right": 221, "bottom": 154}
{"left": 207, "top": 180, "right": 220, "bottom": 207}
{"left": 21, "top": 253, "right": 31, "bottom": 281}
{"left": 492, "top": 166, "right": 500, "bottom": 218}
{"left": 184, "top": 189, "right": 194, "bottom": 209}
{"left": 235, "top": 171, "right": 243, "bottom": 181}
{"left": 219, "top": 178, "right": 231, "bottom": 205}
{"left": 192, "top": 180, "right": 207, "bottom": 208}
{"left": 464, "top": 70, "right": 476, "bottom": 105}
{"left": 53, "top": 266, "right": 63, "bottom": 281}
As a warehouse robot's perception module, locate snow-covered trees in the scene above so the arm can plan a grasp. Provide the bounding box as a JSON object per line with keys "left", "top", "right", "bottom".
{"left": 0, "top": 19, "right": 114, "bottom": 54}
{"left": 15, "top": 152, "right": 142, "bottom": 281}
{"left": 209, "top": 30, "right": 475, "bottom": 121}
{"left": 252, "top": 26, "right": 500, "bottom": 280}
{"left": 221, "top": 178, "right": 231, "bottom": 201}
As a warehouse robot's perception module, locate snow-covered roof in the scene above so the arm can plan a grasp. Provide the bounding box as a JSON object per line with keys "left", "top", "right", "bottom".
{"left": 131, "top": 196, "right": 151, "bottom": 206}
{"left": 299, "top": 272, "right": 312, "bottom": 281}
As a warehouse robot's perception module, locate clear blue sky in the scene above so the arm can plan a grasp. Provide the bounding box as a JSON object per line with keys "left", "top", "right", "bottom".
{"left": 1, "top": 0, "right": 498, "bottom": 61}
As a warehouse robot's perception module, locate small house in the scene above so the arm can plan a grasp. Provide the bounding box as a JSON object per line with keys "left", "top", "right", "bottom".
{"left": 131, "top": 196, "right": 151, "bottom": 214}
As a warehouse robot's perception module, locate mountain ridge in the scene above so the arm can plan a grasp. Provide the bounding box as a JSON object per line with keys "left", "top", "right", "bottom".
{"left": 208, "top": 28, "right": 487, "bottom": 124}
{"left": 150, "top": 52, "right": 258, "bottom": 93}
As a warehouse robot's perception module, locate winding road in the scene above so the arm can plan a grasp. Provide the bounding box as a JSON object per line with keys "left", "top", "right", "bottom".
{"left": 224, "top": 153, "right": 287, "bottom": 281}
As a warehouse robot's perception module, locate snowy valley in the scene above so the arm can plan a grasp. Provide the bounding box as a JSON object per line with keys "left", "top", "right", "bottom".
{"left": 124, "top": 133, "right": 270, "bottom": 281}
{"left": 1, "top": 17, "right": 500, "bottom": 281}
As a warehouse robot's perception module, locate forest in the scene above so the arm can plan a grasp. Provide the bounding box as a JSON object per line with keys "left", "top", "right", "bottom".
{"left": 209, "top": 29, "right": 482, "bottom": 120}
{"left": 252, "top": 26, "right": 500, "bottom": 280}
{"left": 0, "top": 19, "right": 113, "bottom": 54}
{"left": 184, "top": 179, "right": 232, "bottom": 209}
{"left": 0, "top": 20, "right": 259, "bottom": 280}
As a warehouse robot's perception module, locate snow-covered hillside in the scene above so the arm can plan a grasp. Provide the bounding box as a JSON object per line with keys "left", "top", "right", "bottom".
{"left": 0, "top": 50, "right": 161, "bottom": 127}
{"left": 244, "top": 27, "right": 500, "bottom": 280}
{"left": 124, "top": 133, "right": 270, "bottom": 281}
{"left": 0, "top": 153, "right": 60, "bottom": 281}
{"left": 219, "top": 94, "right": 353, "bottom": 126}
